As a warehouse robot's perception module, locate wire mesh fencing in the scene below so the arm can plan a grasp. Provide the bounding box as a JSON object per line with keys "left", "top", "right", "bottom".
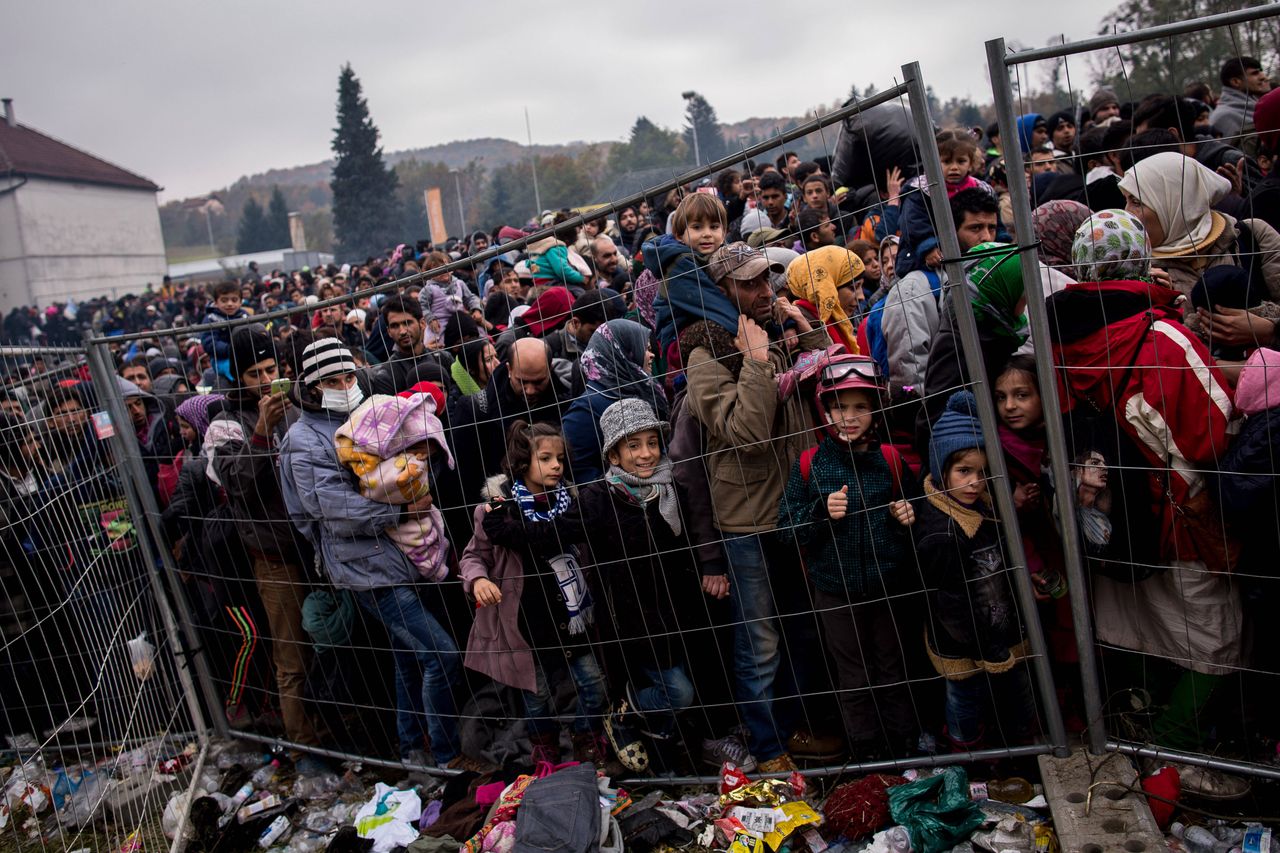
{"left": 17, "top": 62, "right": 1077, "bottom": 791}
{"left": 985, "top": 4, "right": 1280, "bottom": 786}
{"left": 0, "top": 344, "right": 205, "bottom": 849}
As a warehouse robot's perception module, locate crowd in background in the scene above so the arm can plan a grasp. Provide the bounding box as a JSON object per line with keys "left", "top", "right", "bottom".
{"left": 2, "top": 56, "right": 1280, "bottom": 791}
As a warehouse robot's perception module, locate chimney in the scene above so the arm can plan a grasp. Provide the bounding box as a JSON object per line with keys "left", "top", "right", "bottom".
{"left": 2, "top": 99, "right": 13, "bottom": 128}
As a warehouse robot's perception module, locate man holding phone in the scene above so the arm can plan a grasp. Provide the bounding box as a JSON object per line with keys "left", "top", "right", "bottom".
{"left": 204, "top": 325, "right": 322, "bottom": 753}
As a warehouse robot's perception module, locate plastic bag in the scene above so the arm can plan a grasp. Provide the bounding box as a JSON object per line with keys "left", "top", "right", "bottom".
{"left": 887, "top": 766, "right": 984, "bottom": 853}
{"left": 128, "top": 633, "right": 156, "bottom": 681}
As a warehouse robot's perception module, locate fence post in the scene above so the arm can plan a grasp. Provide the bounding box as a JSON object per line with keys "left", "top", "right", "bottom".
{"left": 901, "top": 61, "right": 1069, "bottom": 758}
{"left": 983, "top": 38, "right": 1108, "bottom": 756}
{"left": 84, "top": 337, "right": 226, "bottom": 742}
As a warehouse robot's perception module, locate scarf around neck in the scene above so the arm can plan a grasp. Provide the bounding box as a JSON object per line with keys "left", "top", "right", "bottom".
{"left": 606, "top": 457, "right": 681, "bottom": 536}
{"left": 511, "top": 478, "right": 592, "bottom": 633}
{"left": 924, "top": 475, "right": 991, "bottom": 538}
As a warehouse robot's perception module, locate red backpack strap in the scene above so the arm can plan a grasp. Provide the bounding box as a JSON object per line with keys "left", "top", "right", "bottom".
{"left": 799, "top": 446, "right": 819, "bottom": 484}
{"left": 880, "top": 444, "right": 905, "bottom": 499}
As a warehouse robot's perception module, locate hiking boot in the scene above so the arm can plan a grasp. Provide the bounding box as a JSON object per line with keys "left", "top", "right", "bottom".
{"left": 757, "top": 753, "right": 799, "bottom": 774}
{"left": 445, "top": 754, "right": 500, "bottom": 774}
{"left": 573, "top": 731, "right": 626, "bottom": 777}
{"left": 787, "top": 729, "right": 844, "bottom": 762}
{"left": 701, "top": 733, "right": 758, "bottom": 773}
{"left": 529, "top": 731, "right": 560, "bottom": 768}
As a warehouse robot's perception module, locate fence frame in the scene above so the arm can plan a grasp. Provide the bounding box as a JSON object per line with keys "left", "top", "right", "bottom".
{"left": 73, "top": 63, "right": 1075, "bottom": 783}
{"left": 82, "top": 338, "right": 223, "bottom": 744}
{"left": 986, "top": 3, "right": 1280, "bottom": 773}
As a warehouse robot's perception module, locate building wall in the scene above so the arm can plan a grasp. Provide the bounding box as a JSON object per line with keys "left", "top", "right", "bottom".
{"left": 0, "top": 176, "right": 31, "bottom": 309}
{"left": 0, "top": 177, "right": 166, "bottom": 311}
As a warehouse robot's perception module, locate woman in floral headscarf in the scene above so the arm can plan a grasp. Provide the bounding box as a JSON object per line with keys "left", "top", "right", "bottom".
{"left": 1047, "top": 210, "right": 1243, "bottom": 790}
{"left": 1032, "top": 200, "right": 1092, "bottom": 270}
{"left": 561, "top": 318, "right": 665, "bottom": 485}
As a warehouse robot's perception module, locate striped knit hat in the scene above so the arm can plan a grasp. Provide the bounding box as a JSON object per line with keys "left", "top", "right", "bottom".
{"left": 300, "top": 338, "right": 357, "bottom": 387}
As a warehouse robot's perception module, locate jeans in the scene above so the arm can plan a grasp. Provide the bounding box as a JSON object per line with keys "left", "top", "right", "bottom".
{"left": 944, "top": 664, "right": 1035, "bottom": 747}
{"left": 622, "top": 665, "right": 695, "bottom": 740}
{"left": 354, "top": 585, "right": 460, "bottom": 763}
{"left": 523, "top": 654, "right": 608, "bottom": 736}
{"left": 252, "top": 555, "right": 320, "bottom": 746}
{"left": 723, "top": 532, "right": 787, "bottom": 761}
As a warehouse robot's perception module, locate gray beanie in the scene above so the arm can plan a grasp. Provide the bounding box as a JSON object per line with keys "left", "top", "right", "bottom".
{"left": 599, "top": 398, "right": 670, "bottom": 460}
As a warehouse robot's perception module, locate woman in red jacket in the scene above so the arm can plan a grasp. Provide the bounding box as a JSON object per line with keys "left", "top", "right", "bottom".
{"left": 1046, "top": 209, "right": 1244, "bottom": 797}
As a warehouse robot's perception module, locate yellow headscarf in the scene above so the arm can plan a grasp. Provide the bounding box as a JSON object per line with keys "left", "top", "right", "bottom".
{"left": 785, "top": 246, "right": 864, "bottom": 353}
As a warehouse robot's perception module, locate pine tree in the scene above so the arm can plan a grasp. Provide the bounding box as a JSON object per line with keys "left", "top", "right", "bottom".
{"left": 606, "top": 117, "right": 686, "bottom": 177}
{"left": 266, "top": 186, "right": 292, "bottom": 249}
{"left": 236, "top": 196, "right": 269, "bottom": 254}
{"left": 330, "top": 64, "right": 402, "bottom": 260}
{"left": 682, "top": 92, "right": 728, "bottom": 166}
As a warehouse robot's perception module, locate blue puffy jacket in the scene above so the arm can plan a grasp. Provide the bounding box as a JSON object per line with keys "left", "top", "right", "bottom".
{"left": 645, "top": 234, "right": 739, "bottom": 351}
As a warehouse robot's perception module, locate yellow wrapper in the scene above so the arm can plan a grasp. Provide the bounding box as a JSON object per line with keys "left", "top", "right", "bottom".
{"left": 762, "top": 802, "right": 822, "bottom": 850}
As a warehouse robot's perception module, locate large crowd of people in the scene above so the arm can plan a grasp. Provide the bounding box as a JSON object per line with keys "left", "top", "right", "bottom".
{"left": 3, "top": 57, "right": 1280, "bottom": 791}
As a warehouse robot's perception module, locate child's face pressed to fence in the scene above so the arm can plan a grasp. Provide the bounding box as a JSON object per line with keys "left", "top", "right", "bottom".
{"left": 825, "top": 388, "right": 875, "bottom": 444}
{"left": 944, "top": 449, "right": 988, "bottom": 506}
{"left": 525, "top": 436, "right": 566, "bottom": 492}
{"left": 682, "top": 217, "right": 725, "bottom": 255}
{"left": 609, "top": 429, "right": 662, "bottom": 478}
{"left": 993, "top": 369, "right": 1043, "bottom": 431}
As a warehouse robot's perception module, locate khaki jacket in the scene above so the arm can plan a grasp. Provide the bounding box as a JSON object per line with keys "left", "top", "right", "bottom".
{"left": 685, "top": 328, "right": 827, "bottom": 533}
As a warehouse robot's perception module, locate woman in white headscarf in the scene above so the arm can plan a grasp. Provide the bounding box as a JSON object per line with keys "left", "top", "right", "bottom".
{"left": 1118, "top": 151, "right": 1280, "bottom": 296}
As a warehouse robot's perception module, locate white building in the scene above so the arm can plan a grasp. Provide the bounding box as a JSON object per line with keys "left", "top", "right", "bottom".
{"left": 0, "top": 98, "right": 166, "bottom": 311}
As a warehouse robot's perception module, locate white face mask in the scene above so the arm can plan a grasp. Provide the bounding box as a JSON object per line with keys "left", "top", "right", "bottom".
{"left": 321, "top": 384, "right": 364, "bottom": 413}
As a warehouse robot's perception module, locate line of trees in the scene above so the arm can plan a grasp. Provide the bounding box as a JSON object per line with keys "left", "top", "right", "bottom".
{"left": 235, "top": 186, "right": 291, "bottom": 254}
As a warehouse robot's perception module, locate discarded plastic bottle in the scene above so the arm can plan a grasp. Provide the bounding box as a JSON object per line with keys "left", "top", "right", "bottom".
{"left": 251, "top": 761, "right": 280, "bottom": 789}
{"left": 1172, "top": 822, "right": 1231, "bottom": 853}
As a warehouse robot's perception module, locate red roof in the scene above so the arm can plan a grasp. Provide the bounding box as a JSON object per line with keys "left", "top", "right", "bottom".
{"left": 0, "top": 120, "right": 159, "bottom": 192}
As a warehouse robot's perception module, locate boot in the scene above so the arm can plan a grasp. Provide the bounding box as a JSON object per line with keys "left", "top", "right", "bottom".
{"left": 529, "top": 730, "right": 560, "bottom": 768}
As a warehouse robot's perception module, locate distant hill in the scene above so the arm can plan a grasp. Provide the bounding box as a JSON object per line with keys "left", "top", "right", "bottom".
{"left": 161, "top": 115, "right": 817, "bottom": 257}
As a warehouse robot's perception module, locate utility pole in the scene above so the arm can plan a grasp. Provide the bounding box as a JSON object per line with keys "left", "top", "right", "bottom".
{"left": 449, "top": 169, "right": 467, "bottom": 237}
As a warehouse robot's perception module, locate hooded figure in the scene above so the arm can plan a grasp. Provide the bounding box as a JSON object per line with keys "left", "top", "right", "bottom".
{"left": 785, "top": 245, "right": 864, "bottom": 352}
{"left": 334, "top": 393, "right": 454, "bottom": 581}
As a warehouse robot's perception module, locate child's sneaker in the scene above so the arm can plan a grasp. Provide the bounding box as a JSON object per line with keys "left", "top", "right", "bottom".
{"left": 701, "top": 733, "right": 757, "bottom": 773}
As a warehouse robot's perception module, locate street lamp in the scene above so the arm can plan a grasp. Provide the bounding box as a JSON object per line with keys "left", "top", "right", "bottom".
{"left": 449, "top": 168, "right": 467, "bottom": 238}
{"left": 682, "top": 91, "right": 700, "bottom": 166}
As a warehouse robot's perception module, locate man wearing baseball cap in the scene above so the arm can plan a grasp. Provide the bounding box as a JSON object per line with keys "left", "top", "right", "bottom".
{"left": 680, "top": 241, "right": 842, "bottom": 771}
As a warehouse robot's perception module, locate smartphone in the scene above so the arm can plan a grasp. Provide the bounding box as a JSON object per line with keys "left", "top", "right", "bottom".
{"left": 270, "top": 378, "right": 292, "bottom": 397}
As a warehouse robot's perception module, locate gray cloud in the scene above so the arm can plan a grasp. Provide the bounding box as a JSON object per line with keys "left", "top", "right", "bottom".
{"left": 4, "top": 0, "right": 1120, "bottom": 200}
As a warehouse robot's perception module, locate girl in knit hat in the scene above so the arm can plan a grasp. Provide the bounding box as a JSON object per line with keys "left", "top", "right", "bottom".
{"left": 577, "top": 397, "right": 707, "bottom": 774}
{"left": 913, "top": 390, "right": 1035, "bottom": 751}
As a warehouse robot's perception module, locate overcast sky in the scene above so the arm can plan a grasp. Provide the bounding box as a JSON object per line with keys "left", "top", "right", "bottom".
{"left": 5, "top": 0, "right": 1121, "bottom": 202}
